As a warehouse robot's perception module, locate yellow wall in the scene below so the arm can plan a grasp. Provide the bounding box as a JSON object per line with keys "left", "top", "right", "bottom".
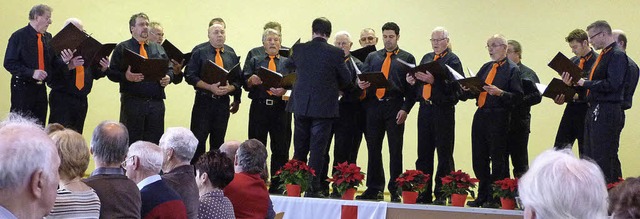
{"left": 1, "top": 0, "right": 639, "bottom": 181}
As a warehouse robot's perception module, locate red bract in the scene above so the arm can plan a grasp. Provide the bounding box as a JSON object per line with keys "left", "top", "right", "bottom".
{"left": 492, "top": 178, "right": 519, "bottom": 199}
{"left": 274, "top": 159, "right": 316, "bottom": 192}
{"left": 441, "top": 170, "right": 479, "bottom": 196}
{"left": 329, "top": 162, "right": 366, "bottom": 195}
{"left": 396, "top": 169, "right": 430, "bottom": 193}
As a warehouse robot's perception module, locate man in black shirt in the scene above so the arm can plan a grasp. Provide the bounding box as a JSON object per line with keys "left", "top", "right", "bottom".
{"left": 108, "top": 12, "right": 174, "bottom": 144}
{"left": 4, "top": 4, "right": 68, "bottom": 125}
{"left": 462, "top": 34, "right": 523, "bottom": 208}
{"left": 243, "top": 28, "right": 291, "bottom": 194}
{"left": 553, "top": 29, "right": 597, "bottom": 155}
{"left": 563, "top": 20, "right": 628, "bottom": 183}
{"left": 148, "top": 21, "right": 184, "bottom": 85}
{"left": 48, "top": 18, "right": 111, "bottom": 133}
{"left": 357, "top": 22, "right": 415, "bottom": 202}
{"left": 358, "top": 28, "right": 378, "bottom": 48}
{"left": 505, "top": 40, "right": 541, "bottom": 178}
{"left": 185, "top": 23, "right": 242, "bottom": 164}
{"left": 405, "top": 27, "right": 462, "bottom": 205}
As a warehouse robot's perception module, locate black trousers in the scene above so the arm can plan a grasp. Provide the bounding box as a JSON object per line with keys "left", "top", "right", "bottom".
{"left": 554, "top": 102, "right": 588, "bottom": 154}
{"left": 10, "top": 77, "right": 47, "bottom": 125}
{"left": 190, "top": 93, "right": 231, "bottom": 164}
{"left": 471, "top": 108, "right": 509, "bottom": 202}
{"left": 505, "top": 116, "right": 531, "bottom": 178}
{"left": 48, "top": 90, "right": 88, "bottom": 134}
{"left": 248, "top": 98, "right": 290, "bottom": 189}
{"left": 364, "top": 99, "right": 404, "bottom": 194}
{"left": 320, "top": 101, "right": 366, "bottom": 188}
{"left": 415, "top": 103, "right": 455, "bottom": 200}
{"left": 120, "top": 94, "right": 164, "bottom": 144}
{"left": 584, "top": 102, "right": 624, "bottom": 183}
{"left": 293, "top": 114, "right": 334, "bottom": 191}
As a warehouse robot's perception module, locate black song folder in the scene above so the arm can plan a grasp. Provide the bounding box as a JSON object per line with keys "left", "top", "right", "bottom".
{"left": 200, "top": 61, "right": 240, "bottom": 85}
{"left": 256, "top": 67, "right": 296, "bottom": 89}
{"left": 123, "top": 48, "right": 168, "bottom": 82}
{"left": 351, "top": 45, "right": 376, "bottom": 62}
{"left": 541, "top": 78, "right": 576, "bottom": 102}
{"left": 357, "top": 72, "right": 389, "bottom": 88}
{"left": 397, "top": 58, "right": 447, "bottom": 81}
{"left": 51, "top": 23, "right": 116, "bottom": 68}
{"left": 161, "top": 39, "right": 191, "bottom": 68}
{"left": 548, "top": 52, "right": 583, "bottom": 83}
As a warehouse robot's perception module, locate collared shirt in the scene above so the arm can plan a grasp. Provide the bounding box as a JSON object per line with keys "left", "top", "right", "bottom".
{"left": 108, "top": 37, "right": 173, "bottom": 100}
{"left": 416, "top": 48, "right": 464, "bottom": 106}
{"left": 583, "top": 42, "right": 628, "bottom": 103}
{"left": 0, "top": 206, "right": 17, "bottom": 219}
{"left": 185, "top": 43, "right": 242, "bottom": 101}
{"left": 362, "top": 47, "right": 417, "bottom": 112}
{"left": 243, "top": 53, "right": 291, "bottom": 100}
{"left": 511, "top": 62, "right": 542, "bottom": 121}
{"left": 90, "top": 167, "right": 125, "bottom": 176}
{"left": 48, "top": 64, "right": 109, "bottom": 98}
{"left": 137, "top": 174, "right": 162, "bottom": 190}
{"left": 570, "top": 49, "right": 598, "bottom": 102}
{"left": 463, "top": 58, "right": 523, "bottom": 109}
{"left": 4, "top": 24, "right": 66, "bottom": 83}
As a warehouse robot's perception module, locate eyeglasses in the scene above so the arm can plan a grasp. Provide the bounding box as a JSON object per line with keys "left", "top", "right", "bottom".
{"left": 120, "top": 155, "right": 135, "bottom": 168}
{"left": 589, "top": 31, "right": 603, "bottom": 39}
{"left": 486, "top": 44, "right": 506, "bottom": 49}
{"left": 430, "top": 38, "right": 447, "bottom": 43}
{"left": 360, "top": 36, "right": 376, "bottom": 42}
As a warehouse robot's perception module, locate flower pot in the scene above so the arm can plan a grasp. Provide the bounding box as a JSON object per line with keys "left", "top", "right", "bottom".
{"left": 450, "top": 193, "right": 467, "bottom": 207}
{"left": 286, "top": 184, "right": 301, "bottom": 197}
{"left": 500, "top": 197, "right": 516, "bottom": 210}
{"left": 342, "top": 188, "right": 357, "bottom": 200}
{"left": 402, "top": 191, "right": 419, "bottom": 204}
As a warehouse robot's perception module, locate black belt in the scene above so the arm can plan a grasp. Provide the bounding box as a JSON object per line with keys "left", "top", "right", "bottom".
{"left": 477, "top": 107, "right": 506, "bottom": 113}
{"left": 196, "top": 90, "right": 225, "bottom": 99}
{"left": 122, "top": 93, "right": 162, "bottom": 101}
{"left": 254, "top": 98, "right": 284, "bottom": 106}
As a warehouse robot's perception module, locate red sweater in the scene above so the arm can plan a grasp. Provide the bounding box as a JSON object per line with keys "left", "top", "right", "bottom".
{"left": 223, "top": 172, "right": 269, "bottom": 219}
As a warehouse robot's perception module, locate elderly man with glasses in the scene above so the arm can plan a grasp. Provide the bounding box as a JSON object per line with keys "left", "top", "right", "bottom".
{"left": 460, "top": 34, "right": 523, "bottom": 208}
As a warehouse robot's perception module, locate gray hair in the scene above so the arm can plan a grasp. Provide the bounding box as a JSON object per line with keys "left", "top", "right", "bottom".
{"left": 219, "top": 140, "right": 241, "bottom": 159}
{"left": 519, "top": 149, "right": 608, "bottom": 219}
{"left": 262, "top": 28, "right": 281, "bottom": 42}
{"left": 432, "top": 26, "right": 449, "bottom": 38}
{"left": 0, "top": 113, "right": 56, "bottom": 189}
{"left": 28, "top": 4, "right": 52, "bottom": 20}
{"left": 159, "top": 127, "right": 198, "bottom": 162}
{"left": 236, "top": 139, "right": 267, "bottom": 174}
{"left": 128, "top": 141, "right": 163, "bottom": 174}
{"left": 334, "top": 31, "right": 351, "bottom": 39}
{"left": 90, "top": 121, "right": 129, "bottom": 165}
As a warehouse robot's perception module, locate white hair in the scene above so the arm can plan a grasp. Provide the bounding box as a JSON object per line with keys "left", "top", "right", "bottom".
{"left": 262, "top": 28, "right": 281, "bottom": 42}
{"left": 128, "top": 141, "right": 163, "bottom": 174}
{"left": 432, "top": 26, "right": 449, "bottom": 38}
{"left": 334, "top": 30, "right": 351, "bottom": 39}
{"left": 63, "top": 17, "right": 83, "bottom": 30}
{"left": 519, "top": 149, "right": 608, "bottom": 219}
{"left": 159, "top": 127, "right": 198, "bottom": 162}
{"left": 0, "top": 113, "right": 56, "bottom": 189}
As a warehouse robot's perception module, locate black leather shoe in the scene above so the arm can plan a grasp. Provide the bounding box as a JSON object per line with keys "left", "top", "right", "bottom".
{"left": 390, "top": 194, "right": 401, "bottom": 203}
{"left": 467, "top": 198, "right": 485, "bottom": 207}
{"left": 304, "top": 191, "right": 326, "bottom": 198}
{"left": 416, "top": 193, "right": 433, "bottom": 204}
{"left": 355, "top": 189, "right": 383, "bottom": 201}
{"left": 433, "top": 197, "right": 446, "bottom": 205}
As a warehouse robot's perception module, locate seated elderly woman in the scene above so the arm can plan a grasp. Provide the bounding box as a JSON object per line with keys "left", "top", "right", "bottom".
{"left": 609, "top": 177, "right": 640, "bottom": 218}
{"left": 46, "top": 128, "right": 101, "bottom": 218}
{"left": 195, "top": 150, "right": 236, "bottom": 219}
{"left": 518, "top": 149, "right": 608, "bottom": 219}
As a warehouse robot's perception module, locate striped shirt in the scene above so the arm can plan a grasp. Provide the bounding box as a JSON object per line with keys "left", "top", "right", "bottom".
{"left": 46, "top": 188, "right": 101, "bottom": 219}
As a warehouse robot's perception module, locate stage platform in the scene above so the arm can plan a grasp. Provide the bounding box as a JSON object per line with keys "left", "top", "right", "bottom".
{"left": 272, "top": 195, "right": 523, "bottom": 219}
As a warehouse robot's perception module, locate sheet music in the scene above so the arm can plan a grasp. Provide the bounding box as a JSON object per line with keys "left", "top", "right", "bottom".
{"left": 467, "top": 67, "right": 476, "bottom": 77}
{"left": 535, "top": 83, "right": 547, "bottom": 94}
{"left": 445, "top": 64, "right": 465, "bottom": 80}
{"left": 350, "top": 57, "right": 362, "bottom": 74}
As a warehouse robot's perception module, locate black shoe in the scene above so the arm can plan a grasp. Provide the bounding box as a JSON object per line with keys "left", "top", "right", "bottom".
{"left": 390, "top": 194, "right": 401, "bottom": 203}
{"left": 321, "top": 189, "right": 330, "bottom": 197}
{"left": 304, "top": 191, "right": 326, "bottom": 198}
{"left": 329, "top": 191, "right": 341, "bottom": 199}
{"left": 482, "top": 201, "right": 500, "bottom": 208}
{"left": 416, "top": 193, "right": 433, "bottom": 204}
{"left": 355, "top": 189, "right": 383, "bottom": 201}
{"left": 467, "top": 198, "right": 485, "bottom": 207}
{"left": 433, "top": 197, "right": 446, "bottom": 205}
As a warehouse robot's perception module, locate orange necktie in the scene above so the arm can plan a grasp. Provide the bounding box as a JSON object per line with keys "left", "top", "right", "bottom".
{"left": 75, "top": 66, "right": 84, "bottom": 90}
{"left": 422, "top": 52, "right": 445, "bottom": 100}
{"left": 37, "top": 33, "right": 44, "bottom": 70}
{"left": 578, "top": 57, "right": 586, "bottom": 70}
{"left": 586, "top": 47, "right": 612, "bottom": 96}
{"left": 267, "top": 56, "right": 276, "bottom": 95}
{"left": 477, "top": 62, "right": 500, "bottom": 108}
{"left": 376, "top": 52, "right": 393, "bottom": 99}
{"left": 139, "top": 41, "right": 148, "bottom": 59}
{"left": 215, "top": 48, "right": 224, "bottom": 68}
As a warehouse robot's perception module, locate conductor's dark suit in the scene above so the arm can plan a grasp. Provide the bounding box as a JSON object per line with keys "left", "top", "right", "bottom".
{"left": 287, "top": 37, "right": 351, "bottom": 193}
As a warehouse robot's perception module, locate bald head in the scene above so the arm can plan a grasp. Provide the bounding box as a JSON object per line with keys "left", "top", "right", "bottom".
{"left": 63, "top": 17, "right": 83, "bottom": 31}
{"left": 91, "top": 121, "right": 129, "bottom": 166}
{"left": 612, "top": 29, "right": 627, "bottom": 52}
{"left": 219, "top": 140, "right": 241, "bottom": 159}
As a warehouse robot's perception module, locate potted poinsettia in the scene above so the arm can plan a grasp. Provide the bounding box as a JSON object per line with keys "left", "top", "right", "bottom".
{"left": 492, "top": 178, "right": 519, "bottom": 209}
{"left": 274, "top": 159, "right": 316, "bottom": 197}
{"left": 327, "top": 162, "right": 365, "bottom": 200}
{"left": 395, "top": 170, "right": 430, "bottom": 204}
{"left": 441, "top": 170, "right": 479, "bottom": 207}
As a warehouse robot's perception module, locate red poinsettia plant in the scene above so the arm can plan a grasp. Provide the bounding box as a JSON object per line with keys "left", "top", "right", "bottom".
{"left": 395, "top": 170, "right": 430, "bottom": 193}
{"left": 274, "top": 159, "right": 316, "bottom": 192}
{"left": 441, "top": 170, "right": 479, "bottom": 197}
{"left": 327, "top": 162, "right": 365, "bottom": 194}
{"left": 607, "top": 177, "right": 625, "bottom": 190}
{"left": 492, "top": 178, "right": 519, "bottom": 199}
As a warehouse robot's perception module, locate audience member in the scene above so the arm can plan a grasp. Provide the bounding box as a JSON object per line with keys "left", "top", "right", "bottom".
{"left": 46, "top": 129, "right": 100, "bottom": 218}
{"left": 0, "top": 113, "right": 61, "bottom": 219}
{"left": 160, "top": 127, "right": 200, "bottom": 219}
{"left": 519, "top": 149, "right": 608, "bottom": 219}
{"left": 195, "top": 150, "right": 236, "bottom": 219}
{"left": 609, "top": 177, "right": 640, "bottom": 219}
{"left": 223, "top": 139, "right": 270, "bottom": 219}
{"left": 124, "top": 141, "right": 187, "bottom": 219}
